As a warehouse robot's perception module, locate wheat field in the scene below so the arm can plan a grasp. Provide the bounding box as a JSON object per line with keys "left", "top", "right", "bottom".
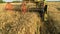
{"left": 47, "top": 2, "right": 60, "bottom": 34}
{"left": 0, "top": 3, "right": 42, "bottom": 34}
{"left": 0, "top": 2, "right": 60, "bottom": 34}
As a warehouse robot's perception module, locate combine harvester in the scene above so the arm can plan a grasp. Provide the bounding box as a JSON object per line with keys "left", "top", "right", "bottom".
{"left": 28, "top": 0, "right": 48, "bottom": 21}
{"left": 5, "top": 0, "right": 48, "bottom": 21}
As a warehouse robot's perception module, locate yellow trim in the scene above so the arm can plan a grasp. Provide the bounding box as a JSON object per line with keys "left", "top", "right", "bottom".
{"left": 44, "top": 0, "right": 47, "bottom": 5}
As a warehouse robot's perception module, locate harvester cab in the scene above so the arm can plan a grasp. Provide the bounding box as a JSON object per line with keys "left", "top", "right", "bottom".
{"left": 5, "top": 0, "right": 48, "bottom": 21}
{"left": 33, "top": 0, "right": 48, "bottom": 21}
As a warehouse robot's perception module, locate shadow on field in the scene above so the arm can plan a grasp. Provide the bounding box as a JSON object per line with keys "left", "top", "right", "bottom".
{"left": 41, "top": 18, "right": 58, "bottom": 34}
{"left": 56, "top": 8, "right": 60, "bottom": 11}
